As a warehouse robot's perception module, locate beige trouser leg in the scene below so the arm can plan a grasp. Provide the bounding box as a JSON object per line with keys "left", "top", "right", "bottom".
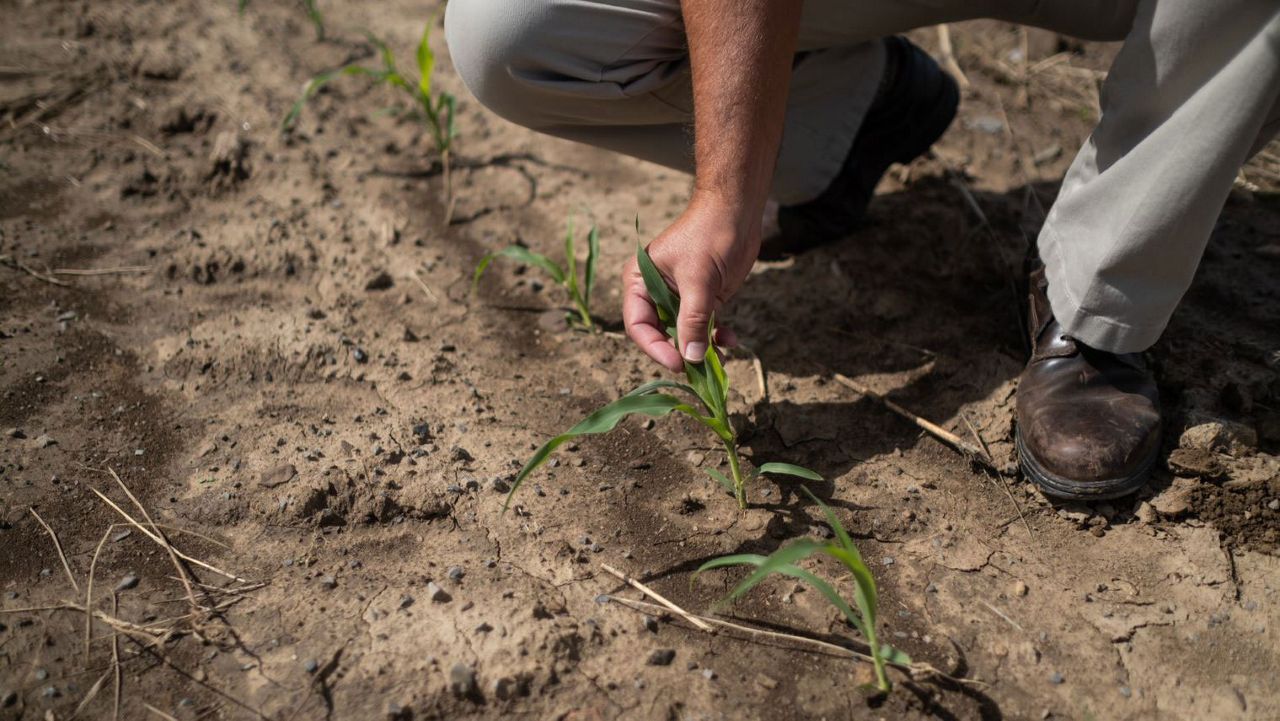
{"left": 1039, "top": 0, "right": 1280, "bottom": 353}
{"left": 444, "top": 0, "right": 1277, "bottom": 353}
{"left": 445, "top": 0, "right": 1135, "bottom": 204}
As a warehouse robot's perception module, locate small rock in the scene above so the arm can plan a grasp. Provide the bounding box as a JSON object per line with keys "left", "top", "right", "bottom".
{"left": 967, "top": 116, "right": 1004, "bottom": 134}
{"left": 1180, "top": 419, "right": 1258, "bottom": 457}
{"left": 34, "top": 668, "right": 48, "bottom": 681}
{"left": 594, "top": 594, "right": 610, "bottom": 605}
{"left": 448, "top": 566, "right": 465, "bottom": 581}
{"left": 701, "top": 668, "right": 717, "bottom": 680}
{"left": 398, "top": 594, "right": 415, "bottom": 609}
{"left": 2, "top": 689, "right": 15, "bottom": 707}
{"left": 449, "top": 663, "right": 477, "bottom": 698}
{"left": 33, "top": 434, "right": 57, "bottom": 448}
{"left": 4, "top": 428, "right": 25, "bottom": 439}
{"left": 427, "top": 582, "right": 451, "bottom": 603}
{"left": 1134, "top": 501, "right": 1157, "bottom": 524}
{"left": 647, "top": 649, "right": 676, "bottom": 666}
{"left": 352, "top": 347, "right": 369, "bottom": 363}
{"left": 755, "top": 674, "right": 779, "bottom": 690}
{"left": 1049, "top": 672, "right": 1065, "bottom": 685}
{"left": 1013, "top": 581, "right": 1028, "bottom": 597}
{"left": 686, "top": 451, "right": 705, "bottom": 466}
{"left": 474, "top": 622, "right": 493, "bottom": 634}
{"left": 259, "top": 464, "right": 298, "bottom": 488}
{"left": 1151, "top": 477, "right": 1198, "bottom": 516}
{"left": 642, "top": 615, "right": 659, "bottom": 633}
{"left": 114, "top": 574, "right": 140, "bottom": 592}
{"left": 319, "top": 575, "right": 337, "bottom": 590}
{"left": 1268, "top": 499, "right": 1279, "bottom": 511}
{"left": 303, "top": 658, "right": 319, "bottom": 674}
{"left": 490, "top": 477, "right": 510, "bottom": 493}
{"left": 365, "top": 271, "right": 395, "bottom": 291}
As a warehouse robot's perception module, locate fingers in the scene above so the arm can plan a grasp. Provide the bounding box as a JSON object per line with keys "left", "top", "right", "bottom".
{"left": 623, "top": 263, "right": 684, "bottom": 372}
{"left": 675, "top": 286, "right": 716, "bottom": 363}
{"left": 713, "top": 326, "right": 738, "bottom": 349}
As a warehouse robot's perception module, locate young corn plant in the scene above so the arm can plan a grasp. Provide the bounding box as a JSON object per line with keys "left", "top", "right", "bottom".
{"left": 695, "top": 487, "right": 910, "bottom": 693}
{"left": 282, "top": 22, "right": 459, "bottom": 216}
{"left": 503, "top": 244, "right": 820, "bottom": 511}
{"left": 472, "top": 218, "right": 599, "bottom": 330}
{"left": 238, "top": 0, "right": 326, "bottom": 41}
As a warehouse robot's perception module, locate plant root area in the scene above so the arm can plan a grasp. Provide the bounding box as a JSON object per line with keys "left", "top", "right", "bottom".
{"left": 2, "top": 2, "right": 1279, "bottom": 719}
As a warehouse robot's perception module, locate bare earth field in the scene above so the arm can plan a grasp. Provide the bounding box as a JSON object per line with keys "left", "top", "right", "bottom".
{"left": 3, "top": 1, "right": 1280, "bottom": 719}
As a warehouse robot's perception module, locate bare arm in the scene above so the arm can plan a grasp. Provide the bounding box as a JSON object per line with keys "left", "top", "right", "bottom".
{"left": 623, "top": 0, "right": 803, "bottom": 370}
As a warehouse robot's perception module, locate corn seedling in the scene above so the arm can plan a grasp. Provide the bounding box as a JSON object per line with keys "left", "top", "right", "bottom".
{"left": 473, "top": 218, "right": 599, "bottom": 330}
{"left": 695, "top": 487, "right": 909, "bottom": 693}
{"left": 282, "top": 22, "right": 458, "bottom": 216}
{"left": 238, "top": 0, "right": 325, "bottom": 41}
{"left": 504, "top": 244, "right": 819, "bottom": 511}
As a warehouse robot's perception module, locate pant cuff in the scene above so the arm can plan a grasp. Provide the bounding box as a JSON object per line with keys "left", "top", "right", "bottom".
{"left": 1039, "top": 225, "right": 1164, "bottom": 354}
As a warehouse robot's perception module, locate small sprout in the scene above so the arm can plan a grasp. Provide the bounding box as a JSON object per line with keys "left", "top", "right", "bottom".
{"left": 473, "top": 217, "right": 599, "bottom": 330}
{"left": 282, "top": 21, "right": 459, "bottom": 215}
{"left": 695, "top": 487, "right": 908, "bottom": 693}
{"left": 503, "top": 244, "right": 819, "bottom": 511}
{"left": 238, "top": 0, "right": 326, "bottom": 41}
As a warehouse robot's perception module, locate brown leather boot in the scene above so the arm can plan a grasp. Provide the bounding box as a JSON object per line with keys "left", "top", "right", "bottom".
{"left": 1015, "top": 269, "right": 1162, "bottom": 500}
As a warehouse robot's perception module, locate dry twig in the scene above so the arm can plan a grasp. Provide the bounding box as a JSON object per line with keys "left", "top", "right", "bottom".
{"left": 30, "top": 507, "right": 81, "bottom": 593}
{"left": 599, "top": 563, "right": 713, "bottom": 632}
{"left": 936, "top": 25, "right": 971, "bottom": 89}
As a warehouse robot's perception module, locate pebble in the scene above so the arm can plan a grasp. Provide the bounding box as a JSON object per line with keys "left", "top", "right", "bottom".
{"left": 1013, "top": 581, "right": 1029, "bottom": 597}
{"left": 34, "top": 434, "right": 57, "bottom": 448}
{"left": 352, "top": 347, "right": 368, "bottom": 363}
{"left": 303, "top": 658, "right": 319, "bottom": 674}
{"left": 490, "top": 477, "right": 510, "bottom": 493}
{"left": 701, "top": 669, "right": 716, "bottom": 680}
{"left": 1119, "top": 686, "right": 1132, "bottom": 698}
{"left": 3, "top": 428, "right": 24, "bottom": 439}
{"left": 34, "top": 668, "right": 48, "bottom": 681}
{"left": 594, "top": 594, "right": 610, "bottom": 605}
{"left": 755, "top": 674, "right": 779, "bottom": 690}
{"left": 398, "top": 594, "right": 415, "bottom": 609}
{"left": 114, "top": 574, "right": 140, "bottom": 592}
{"left": 427, "top": 582, "right": 451, "bottom": 603}
{"left": 647, "top": 649, "right": 676, "bottom": 666}
{"left": 642, "top": 615, "right": 659, "bottom": 633}
{"left": 1269, "top": 499, "right": 1280, "bottom": 511}
{"left": 319, "top": 575, "right": 337, "bottom": 590}
{"left": 448, "top": 566, "right": 465, "bottom": 581}
{"left": 449, "top": 663, "right": 477, "bottom": 698}
{"left": 365, "top": 271, "right": 395, "bottom": 291}
{"left": 1049, "top": 672, "right": 1065, "bottom": 685}
{"left": 2, "top": 690, "right": 15, "bottom": 707}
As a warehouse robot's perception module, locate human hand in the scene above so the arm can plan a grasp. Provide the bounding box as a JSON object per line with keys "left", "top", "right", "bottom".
{"left": 622, "top": 193, "right": 758, "bottom": 371}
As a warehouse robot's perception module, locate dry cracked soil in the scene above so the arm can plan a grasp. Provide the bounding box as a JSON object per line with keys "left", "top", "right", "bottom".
{"left": 2, "top": 1, "right": 1280, "bottom": 720}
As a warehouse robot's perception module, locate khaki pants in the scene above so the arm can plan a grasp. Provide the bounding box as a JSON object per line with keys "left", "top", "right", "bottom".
{"left": 445, "top": 0, "right": 1280, "bottom": 353}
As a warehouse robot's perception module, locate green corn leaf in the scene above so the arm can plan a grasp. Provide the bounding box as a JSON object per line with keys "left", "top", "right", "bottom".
{"left": 693, "top": 553, "right": 768, "bottom": 579}
{"left": 365, "top": 32, "right": 398, "bottom": 75}
{"left": 238, "top": 0, "right": 249, "bottom": 14}
{"left": 880, "top": 644, "right": 912, "bottom": 666}
{"left": 757, "top": 463, "right": 823, "bottom": 481}
{"left": 719, "top": 546, "right": 870, "bottom": 639}
{"left": 636, "top": 244, "right": 679, "bottom": 339}
{"left": 827, "top": 546, "right": 878, "bottom": 635}
{"left": 701, "top": 326, "right": 729, "bottom": 418}
{"left": 415, "top": 22, "right": 435, "bottom": 99}
{"left": 473, "top": 246, "right": 567, "bottom": 294}
{"left": 584, "top": 225, "right": 600, "bottom": 304}
{"left": 282, "top": 65, "right": 388, "bottom": 129}
{"left": 563, "top": 217, "right": 579, "bottom": 297}
{"left": 505, "top": 393, "right": 702, "bottom": 511}
{"left": 302, "top": 0, "right": 325, "bottom": 40}
{"left": 798, "top": 486, "right": 854, "bottom": 558}
{"left": 704, "top": 468, "right": 734, "bottom": 494}
{"left": 624, "top": 379, "right": 702, "bottom": 403}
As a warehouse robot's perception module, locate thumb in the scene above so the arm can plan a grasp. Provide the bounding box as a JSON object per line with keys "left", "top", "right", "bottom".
{"left": 676, "top": 287, "right": 715, "bottom": 363}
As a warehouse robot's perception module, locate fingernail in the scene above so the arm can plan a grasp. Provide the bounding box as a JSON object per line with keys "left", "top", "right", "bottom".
{"left": 684, "top": 342, "right": 707, "bottom": 362}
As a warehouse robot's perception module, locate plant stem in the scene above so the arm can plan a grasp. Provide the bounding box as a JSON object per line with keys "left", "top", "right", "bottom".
{"left": 725, "top": 440, "right": 746, "bottom": 510}
{"left": 863, "top": 617, "right": 890, "bottom": 692}
{"left": 574, "top": 300, "right": 593, "bottom": 330}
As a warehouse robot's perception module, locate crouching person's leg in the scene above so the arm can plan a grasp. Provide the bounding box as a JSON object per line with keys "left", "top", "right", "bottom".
{"left": 1018, "top": 0, "right": 1280, "bottom": 500}
{"left": 444, "top": 0, "right": 700, "bottom": 174}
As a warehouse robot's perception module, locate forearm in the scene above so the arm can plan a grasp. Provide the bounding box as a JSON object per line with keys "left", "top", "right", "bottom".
{"left": 682, "top": 0, "right": 802, "bottom": 224}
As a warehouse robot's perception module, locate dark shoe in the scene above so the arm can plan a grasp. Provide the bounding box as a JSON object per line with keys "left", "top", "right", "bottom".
{"left": 761, "top": 36, "right": 960, "bottom": 260}
{"left": 1015, "top": 269, "right": 1162, "bottom": 501}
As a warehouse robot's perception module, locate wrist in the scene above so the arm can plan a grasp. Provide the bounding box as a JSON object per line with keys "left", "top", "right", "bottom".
{"left": 688, "top": 186, "right": 766, "bottom": 238}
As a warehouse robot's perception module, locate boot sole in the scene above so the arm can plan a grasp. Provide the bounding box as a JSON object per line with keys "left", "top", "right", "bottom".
{"left": 1015, "top": 430, "right": 1155, "bottom": 501}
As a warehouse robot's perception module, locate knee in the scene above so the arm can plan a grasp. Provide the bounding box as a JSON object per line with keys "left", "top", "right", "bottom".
{"left": 444, "top": 0, "right": 555, "bottom": 128}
